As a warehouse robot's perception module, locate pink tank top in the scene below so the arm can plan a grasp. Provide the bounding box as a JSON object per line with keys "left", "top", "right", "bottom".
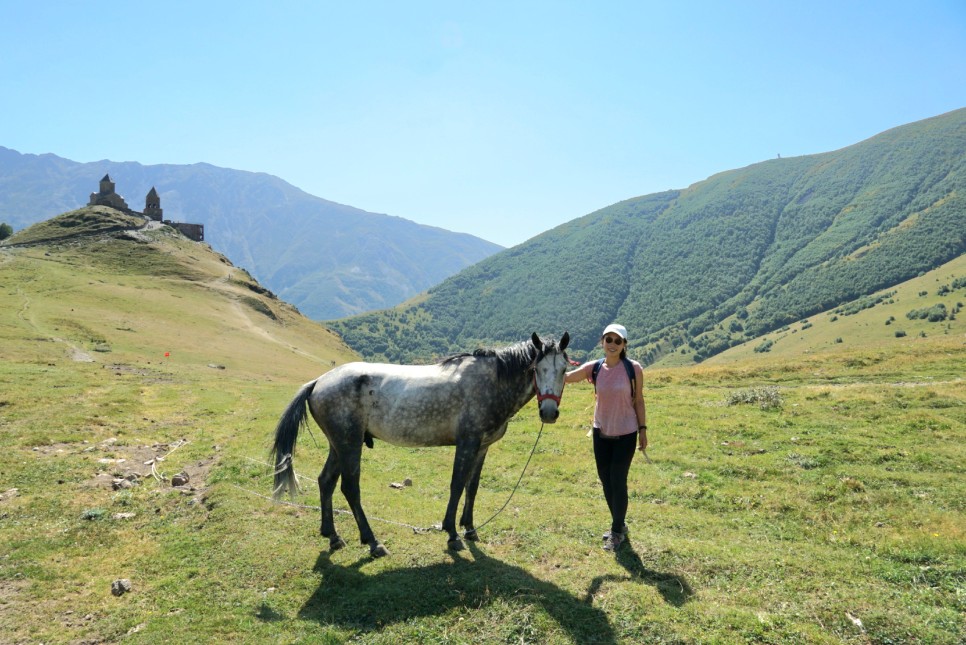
{"left": 592, "top": 360, "right": 639, "bottom": 437}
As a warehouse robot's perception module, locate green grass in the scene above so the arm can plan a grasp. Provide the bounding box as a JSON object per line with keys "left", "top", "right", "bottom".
{"left": 1, "top": 230, "right": 964, "bottom": 643}
{"left": 657, "top": 253, "right": 966, "bottom": 368}
{"left": 1, "top": 206, "right": 148, "bottom": 246}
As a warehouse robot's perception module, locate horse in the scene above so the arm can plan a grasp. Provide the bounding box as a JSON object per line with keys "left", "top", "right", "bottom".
{"left": 271, "top": 332, "right": 571, "bottom": 557}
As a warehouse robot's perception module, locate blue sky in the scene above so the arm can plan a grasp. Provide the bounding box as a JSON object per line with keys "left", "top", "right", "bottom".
{"left": 2, "top": 1, "right": 964, "bottom": 247}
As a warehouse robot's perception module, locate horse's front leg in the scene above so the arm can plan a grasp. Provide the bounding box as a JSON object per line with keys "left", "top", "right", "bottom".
{"left": 318, "top": 450, "right": 346, "bottom": 551}
{"left": 443, "top": 438, "right": 481, "bottom": 551}
{"left": 459, "top": 446, "right": 489, "bottom": 542}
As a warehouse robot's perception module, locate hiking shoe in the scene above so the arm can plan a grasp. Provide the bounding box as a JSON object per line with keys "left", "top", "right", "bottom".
{"left": 602, "top": 531, "right": 625, "bottom": 551}
{"left": 602, "top": 524, "right": 628, "bottom": 541}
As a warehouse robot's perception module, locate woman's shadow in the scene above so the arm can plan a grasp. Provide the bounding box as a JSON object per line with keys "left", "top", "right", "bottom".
{"left": 293, "top": 538, "right": 693, "bottom": 642}
{"left": 587, "top": 536, "right": 694, "bottom": 607}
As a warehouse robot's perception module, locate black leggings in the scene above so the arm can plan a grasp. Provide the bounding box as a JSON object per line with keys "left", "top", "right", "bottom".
{"left": 592, "top": 428, "right": 638, "bottom": 534}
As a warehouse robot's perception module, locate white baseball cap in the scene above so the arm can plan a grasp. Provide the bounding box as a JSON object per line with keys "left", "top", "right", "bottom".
{"left": 601, "top": 323, "right": 627, "bottom": 340}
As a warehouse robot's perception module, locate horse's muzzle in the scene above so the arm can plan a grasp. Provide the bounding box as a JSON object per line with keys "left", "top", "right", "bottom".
{"left": 538, "top": 399, "right": 560, "bottom": 423}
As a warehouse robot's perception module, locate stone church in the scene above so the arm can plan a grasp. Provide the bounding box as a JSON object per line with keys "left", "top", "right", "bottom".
{"left": 89, "top": 175, "right": 204, "bottom": 242}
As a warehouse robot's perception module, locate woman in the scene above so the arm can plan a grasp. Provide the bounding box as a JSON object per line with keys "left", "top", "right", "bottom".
{"left": 564, "top": 323, "right": 647, "bottom": 551}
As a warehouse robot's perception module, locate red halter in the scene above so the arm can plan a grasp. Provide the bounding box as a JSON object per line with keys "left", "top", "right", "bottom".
{"left": 533, "top": 372, "right": 564, "bottom": 405}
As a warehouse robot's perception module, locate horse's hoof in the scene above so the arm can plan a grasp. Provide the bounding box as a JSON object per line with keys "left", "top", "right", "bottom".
{"left": 329, "top": 536, "right": 347, "bottom": 551}
{"left": 448, "top": 538, "right": 465, "bottom": 551}
{"left": 463, "top": 529, "right": 479, "bottom": 542}
{"left": 370, "top": 543, "right": 389, "bottom": 558}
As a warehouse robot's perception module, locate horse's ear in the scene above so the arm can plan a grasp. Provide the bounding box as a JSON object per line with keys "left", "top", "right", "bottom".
{"left": 559, "top": 332, "right": 570, "bottom": 351}
{"left": 531, "top": 332, "right": 543, "bottom": 350}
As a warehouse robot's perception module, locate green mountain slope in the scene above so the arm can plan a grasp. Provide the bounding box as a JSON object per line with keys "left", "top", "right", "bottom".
{"left": 0, "top": 150, "right": 502, "bottom": 319}
{"left": 330, "top": 108, "right": 966, "bottom": 363}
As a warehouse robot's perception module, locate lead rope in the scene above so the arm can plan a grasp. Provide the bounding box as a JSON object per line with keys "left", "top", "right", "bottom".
{"left": 476, "top": 359, "right": 571, "bottom": 530}
{"left": 238, "top": 421, "right": 547, "bottom": 535}
{"left": 473, "top": 421, "right": 545, "bottom": 531}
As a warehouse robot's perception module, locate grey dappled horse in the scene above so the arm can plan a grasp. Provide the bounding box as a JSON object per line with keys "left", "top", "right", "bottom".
{"left": 271, "top": 332, "right": 571, "bottom": 557}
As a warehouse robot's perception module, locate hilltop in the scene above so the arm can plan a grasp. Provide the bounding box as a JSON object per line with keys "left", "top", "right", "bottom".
{"left": 0, "top": 206, "right": 357, "bottom": 380}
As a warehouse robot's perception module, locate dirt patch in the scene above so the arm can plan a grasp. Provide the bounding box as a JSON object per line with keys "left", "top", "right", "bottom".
{"left": 36, "top": 438, "right": 219, "bottom": 493}
{"left": 68, "top": 346, "right": 94, "bottom": 362}
{"left": 0, "top": 579, "right": 30, "bottom": 617}
{"left": 104, "top": 363, "right": 151, "bottom": 376}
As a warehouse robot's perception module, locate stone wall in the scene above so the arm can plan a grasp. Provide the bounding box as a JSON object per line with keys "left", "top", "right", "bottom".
{"left": 166, "top": 222, "right": 204, "bottom": 242}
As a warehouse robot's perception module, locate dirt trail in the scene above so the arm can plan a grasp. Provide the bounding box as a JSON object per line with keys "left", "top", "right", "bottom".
{"left": 200, "top": 264, "right": 329, "bottom": 364}
{"left": 226, "top": 295, "right": 328, "bottom": 364}
{"left": 14, "top": 284, "right": 94, "bottom": 362}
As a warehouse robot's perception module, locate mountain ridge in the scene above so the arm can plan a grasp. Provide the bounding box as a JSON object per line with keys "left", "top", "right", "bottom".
{"left": 329, "top": 108, "right": 966, "bottom": 364}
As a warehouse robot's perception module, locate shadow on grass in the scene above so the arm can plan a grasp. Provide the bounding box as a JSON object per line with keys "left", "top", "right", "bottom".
{"left": 297, "top": 541, "right": 620, "bottom": 642}
{"left": 256, "top": 602, "right": 286, "bottom": 622}
{"left": 584, "top": 538, "right": 694, "bottom": 607}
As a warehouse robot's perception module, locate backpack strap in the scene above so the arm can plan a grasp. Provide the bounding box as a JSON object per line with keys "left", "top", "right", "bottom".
{"left": 622, "top": 357, "right": 637, "bottom": 401}
{"left": 591, "top": 357, "right": 636, "bottom": 400}
{"left": 591, "top": 358, "right": 604, "bottom": 388}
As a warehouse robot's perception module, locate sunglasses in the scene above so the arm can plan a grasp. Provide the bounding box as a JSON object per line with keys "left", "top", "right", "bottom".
{"left": 603, "top": 335, "right": 624, "bottom": 345}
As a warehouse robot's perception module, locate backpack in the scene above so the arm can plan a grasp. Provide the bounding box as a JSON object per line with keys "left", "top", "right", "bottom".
{"left": 591, "top": 357, "right": 637, "bottom": 401}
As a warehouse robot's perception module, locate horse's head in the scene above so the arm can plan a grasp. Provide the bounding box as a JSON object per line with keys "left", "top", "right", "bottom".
{"left": 531, "top": 331, "right": 570, "bottom": 423}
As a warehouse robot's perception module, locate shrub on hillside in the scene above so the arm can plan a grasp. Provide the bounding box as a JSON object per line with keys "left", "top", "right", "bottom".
{"left": 726, "top": 387, "right": 783, "bottom": 410}
{"left": 0, "top": 223, "right": 12, "bottom": 240}
{"left": 833, "top": 291, "right": 896, "bottom": 316}
{"left": 906, "top": 303, "right": 948, "bottom": 322}
{"left": 754, "top": 339, "right": 773, "bottom": 353}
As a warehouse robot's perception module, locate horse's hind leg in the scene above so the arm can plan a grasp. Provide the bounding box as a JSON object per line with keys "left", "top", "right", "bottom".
{"left": 443, "top": 438, "right": 482, "bottom": 551}
{"left": 459, "top": 447, "right": 489, "bottom": 542}
{"left": 337, "top": 444, "right": 389, "bottom": 558}
{"left": 318, "top": 451, "right": 346, "bottom": 551}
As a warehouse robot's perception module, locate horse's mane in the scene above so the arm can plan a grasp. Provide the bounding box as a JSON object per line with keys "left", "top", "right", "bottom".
{"left": 439, "top": 339, "right": 541, "bottom": 380}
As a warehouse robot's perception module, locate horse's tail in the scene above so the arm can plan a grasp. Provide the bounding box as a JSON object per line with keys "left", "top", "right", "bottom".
{"left": 270, "top": 379, "right": 317, "bottom": 500}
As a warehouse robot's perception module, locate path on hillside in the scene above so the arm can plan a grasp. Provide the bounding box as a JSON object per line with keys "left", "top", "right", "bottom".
{"left": 4, "top": 248, "right": 94, "bottom": 362}
{"left": 226, "top": 298, "right": 329, "bottom": 364}
{"left": 14, "top": 284, "right": 94, "bottom": 362}
{"left": 206, "top": 268, "right": 330, "bottom": 365}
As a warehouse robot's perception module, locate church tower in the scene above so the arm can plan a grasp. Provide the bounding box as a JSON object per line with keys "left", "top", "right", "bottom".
{"left": 88, "top": 174, "right": 130, "bottom": 211}
{"left": 99, "top": 174, "right": 115, "bottom": 195}
{"left": 144, "top": 187, "right": 163, "bottom": 221}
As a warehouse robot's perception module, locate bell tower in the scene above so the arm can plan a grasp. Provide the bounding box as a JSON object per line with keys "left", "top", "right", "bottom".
{"left": 144, "top": 187, "right": 163, "bottom": 221}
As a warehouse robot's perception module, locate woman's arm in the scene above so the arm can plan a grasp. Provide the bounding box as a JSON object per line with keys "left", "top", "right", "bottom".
{"left": 633, "top": 363, "right": 648, "bottom": 451}
{"left": 564, "top": 362, "right": 592, "bottom": 384}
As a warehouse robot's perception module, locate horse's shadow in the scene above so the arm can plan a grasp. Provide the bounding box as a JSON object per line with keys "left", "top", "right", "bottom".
{"left": 295, "top": 538, "right": 693, "bottom": 642}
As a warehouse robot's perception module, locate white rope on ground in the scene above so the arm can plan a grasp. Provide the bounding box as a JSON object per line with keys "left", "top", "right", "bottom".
{"left": 149, "top": 438, "right": 189, "bottom": 482}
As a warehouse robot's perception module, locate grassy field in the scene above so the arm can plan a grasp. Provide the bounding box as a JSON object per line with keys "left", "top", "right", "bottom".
{"left": 0, "top": 222, "right": 963, "bottom": 643}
